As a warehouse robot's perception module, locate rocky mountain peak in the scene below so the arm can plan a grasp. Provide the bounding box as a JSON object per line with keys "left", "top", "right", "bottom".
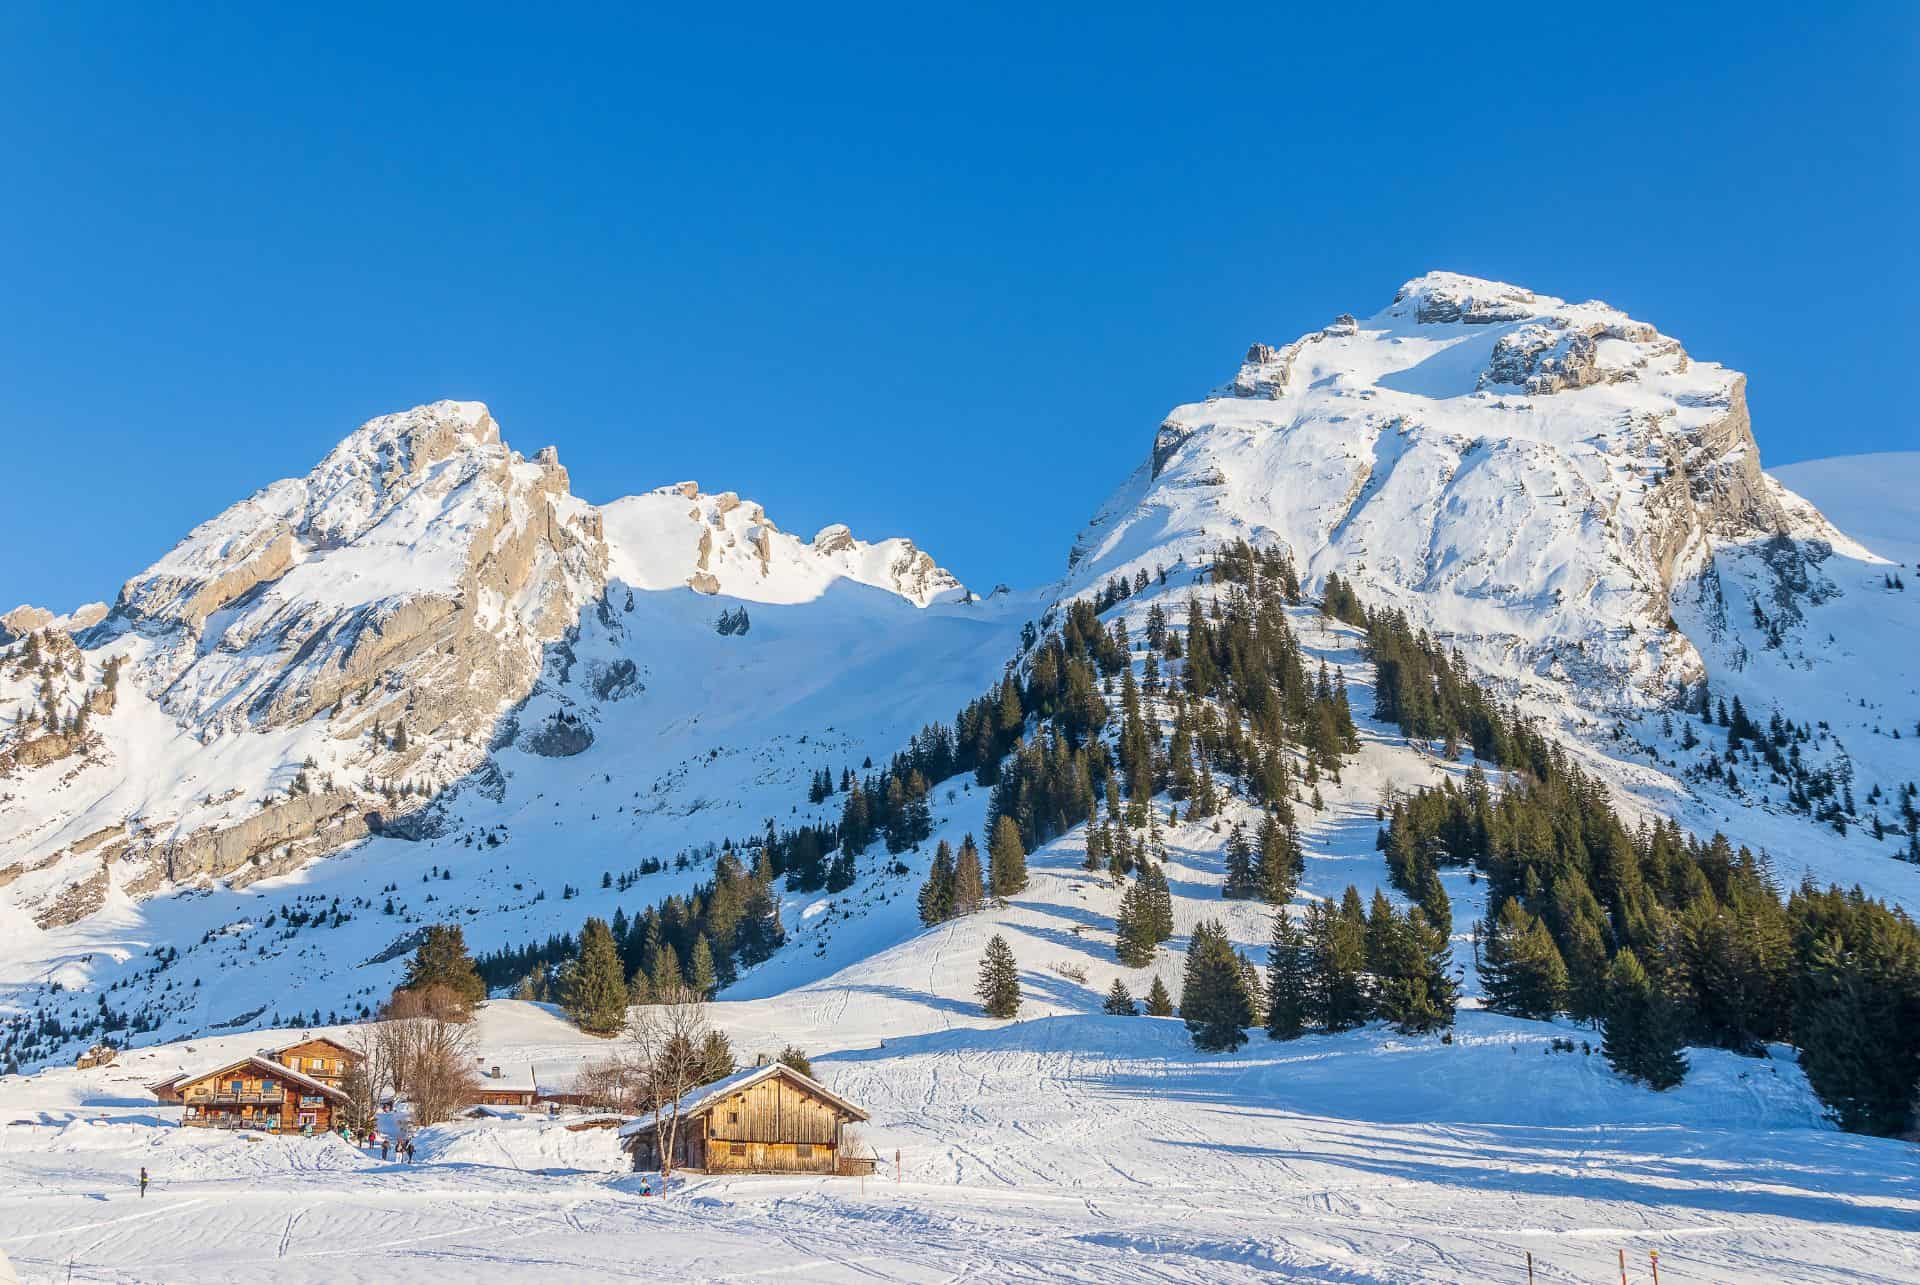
{"left": 1071, "top": 272, "right": 1866, "bottom": 710}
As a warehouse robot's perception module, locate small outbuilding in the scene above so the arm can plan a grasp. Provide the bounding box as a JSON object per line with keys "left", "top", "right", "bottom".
{"left": 618, "top": 1061, "right": 869, "bottom": 1176}
{"left": 471, "top": 1061, "right": 538, "bottom": 1107}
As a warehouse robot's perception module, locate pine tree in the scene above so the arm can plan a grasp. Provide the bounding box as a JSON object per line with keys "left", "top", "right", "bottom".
{"left": 1601, "top": 948, "right": 1688, "bottom": 1089}
{"left": 400, "top": 923, "right": 487, "bottom": 1011}
{"left": 1222, "top": 823, "right": 1259, "bottom": 899}
{"left": 1180, "top": 919, "right": 1254, "bottom": 1051}
{"left": 1103, "top": 978, "right": 1137, "bottom": 1016}
{"left": 976, "top": 934, "right": 1021, "bottom": 1018}
{"left": 988, "top": 815, "right": 1029, "bottom": 897}
{"left": 1141, "top": 861, "right": 1175, "bottom": 944}
{"left": 1790, "top": 889, "right": 1920, "bottom": 1135}
{"left": 1304, "top": 898, "right": 1371, "bottom": 1032}
{"left": 918, "top": 840, "right": 956, "bottom": 926}
{"left": 649, "top": 941, "right": 683, "bottom": 997}
{"left": 1144, "top": 974, "right": 1175, "bottom": 1016}
{"left": 1115, "top": 874, "right": 1159, "bottom": 967}
{"left": 697, "top": 1029, "right": 737, "bottom": 1082}
{"left": 1258, "top": 813, "right": 1302, "bottom": 905}
{"left": 559, "top": 917, "right": 629, "bottom": 1034}
{"left": 1265, "top": 907, "right": 1310, "bottom": 1040}
{"left": 1481, "top": 899, "right": 1568, "bottom": 1020}
{"left": 825, "top": 849, "right": 856, "bottom": 893}
{"left": 951, "top": 834, "right": 986, "bottom": 915}
{"left": 688, "top": 934, "right": 718, "bottom": 998}
{"left": 736, "top": 882, "right": 785, "bottom": 966}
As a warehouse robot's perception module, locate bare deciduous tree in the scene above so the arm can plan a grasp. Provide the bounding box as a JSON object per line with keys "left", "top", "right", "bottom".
{"left": 343, "top": 1025, "right": 393, "bottom": 1132}
{"left": 571, "top": 1051, "right": 646, "bottom": 1113}
{"left": 624, "top": 984, "right": 717, "bottom": 1179}
{"left": 374, "top": 984, "right": 482, "bottom": 1127}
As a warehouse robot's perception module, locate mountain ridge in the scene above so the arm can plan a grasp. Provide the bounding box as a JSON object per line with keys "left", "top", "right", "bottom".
{"left": 2, "top": 271, "right": 1916, "bottom": 1073}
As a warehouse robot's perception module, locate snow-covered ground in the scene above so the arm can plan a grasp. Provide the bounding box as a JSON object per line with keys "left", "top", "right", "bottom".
{"left": 5, "top": 997, "right": 1917, "bottom": 1284}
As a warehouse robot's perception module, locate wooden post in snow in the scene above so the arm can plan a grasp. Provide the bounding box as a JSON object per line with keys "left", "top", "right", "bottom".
{"left": 1649, "top": 1249, "right": 1660, "bottom": 1284}
{"left": 1619, "top": 1248, "right": 1628, "bottom": 1284}
{"left": 1526, "top": 1250, "right": 1534, "bottom": 1283}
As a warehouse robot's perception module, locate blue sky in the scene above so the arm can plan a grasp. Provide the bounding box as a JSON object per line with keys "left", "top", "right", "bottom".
{"left": 2, "top": 5, "right": 1913, "bottom": 607}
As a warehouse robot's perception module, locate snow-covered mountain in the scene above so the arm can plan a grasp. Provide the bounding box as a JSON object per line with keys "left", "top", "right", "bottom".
{"left": 0, "top": 401, "right": 982, "bottom": 936}
{"left": 2, "top": 271, "right": 1916, "bottom": 1068}
{"left": 1063, "top": 271, "right": 1884, "bottom": 711}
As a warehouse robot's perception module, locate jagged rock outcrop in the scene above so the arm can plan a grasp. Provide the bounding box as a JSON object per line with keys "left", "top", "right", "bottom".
{"left": 116, "top": 401, "right": 608, "bottom": 745}
{"left": 601, "top": 483, "right": 967, "bottom": 607}
{"left": 524, "top": 710, "right": 594, "bottom": 757}
{"left": 1, "top": 605, "right": 55, "bottom": 641}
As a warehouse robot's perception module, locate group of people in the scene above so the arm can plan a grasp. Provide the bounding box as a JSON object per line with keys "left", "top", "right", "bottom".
{"left": 342, "top": 1125, "right": 416, "bottom": 1162}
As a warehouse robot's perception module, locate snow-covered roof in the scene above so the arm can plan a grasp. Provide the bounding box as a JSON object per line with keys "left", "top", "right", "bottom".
{"left": 617, "top": 1061, "right": 867, "bottom": 1140}
{"left": 472, "top": 1062, "right": 538, "bottom": 1093}
{"left": 152, "top": 1053, "right": 348, "bottom": 1103}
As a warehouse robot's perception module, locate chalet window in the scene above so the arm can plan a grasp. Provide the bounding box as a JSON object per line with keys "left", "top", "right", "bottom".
{"left": 729, "top": 1144, "right": 746, "bottom": 1157}
{"left": 728, "top": 1111, "right": 739, "bottom": 1123}
{"left": 796, "top": 1144, "right": 813, "bottom": 1158}
{"left": 230, "top": 1079, "right": 243, "bottom": 1094}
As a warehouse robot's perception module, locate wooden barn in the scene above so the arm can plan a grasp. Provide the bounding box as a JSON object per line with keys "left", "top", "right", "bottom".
{"left": 619, "top": 1061, "right": 869, "bottom": 1175}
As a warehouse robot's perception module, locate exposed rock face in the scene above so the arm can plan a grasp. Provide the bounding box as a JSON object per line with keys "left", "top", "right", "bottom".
{"left": 524, "top": 710, "right": 594, "bottom": 757}
{"left": 0, "top": 401, "right": 610, "bottom": 928}
{"left": 1, "top": 605, "right": 56, "bottom": 641}
{"left": 155, "top": 790, "right": 371, "bottom": 888}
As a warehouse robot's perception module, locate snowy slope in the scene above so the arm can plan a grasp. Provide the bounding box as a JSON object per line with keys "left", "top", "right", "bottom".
{"left": 7, "top": 996, "right": 1914, "bottom": 1284}
{"left": 1771, "top": 452, "right": 1920, "bottom": 569}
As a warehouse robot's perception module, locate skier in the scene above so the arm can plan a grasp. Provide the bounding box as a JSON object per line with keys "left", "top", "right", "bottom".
{"left": 138, "top": 1167, "right": 148, "bottom": 1199}
{"left": 639, "top": 1176, "right": 652, "bottom": 1197}
{"left": 381, "top": 1137, "right": 391, "bottom": 1161}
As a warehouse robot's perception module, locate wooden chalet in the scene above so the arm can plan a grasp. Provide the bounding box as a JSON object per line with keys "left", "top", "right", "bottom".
{"left": 149, "top": 1035, "right": 358, "bottom": 1135}
{"left": 618, "top": 1060, "right": 869, "bottom": 1176}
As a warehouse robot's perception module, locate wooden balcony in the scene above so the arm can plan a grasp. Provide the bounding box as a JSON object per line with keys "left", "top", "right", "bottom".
{"left": 188, "top": 1089, "right": 286, "bottom": 1105}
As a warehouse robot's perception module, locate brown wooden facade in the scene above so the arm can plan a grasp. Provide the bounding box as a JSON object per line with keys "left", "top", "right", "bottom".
{"left": 152, "top": 1035, "right": 357, "bottom": 1135}
{"left": 271, "top": 1037, "right": 355, "bottom": 1090}
{"left": 623, "top": 1062, "right": 869, "bottom": 1176}
{"left": 170, "top": 1056, "right": 345, "bottom": 1134}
